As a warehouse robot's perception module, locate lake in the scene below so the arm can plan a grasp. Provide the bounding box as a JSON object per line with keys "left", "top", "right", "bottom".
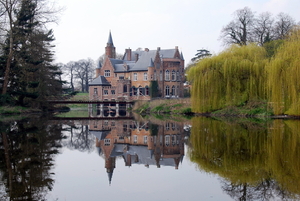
{"left": 0, "top": 113, "right": 299, "bottom": 201}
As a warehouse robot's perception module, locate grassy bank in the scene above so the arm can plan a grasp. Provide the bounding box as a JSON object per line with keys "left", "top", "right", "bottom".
{"left": 134, "top": 99, "right": 276, "bottom": 119}
{"left": 210, "top": 101, "right": 273, "bottom": 118}
{"left": 133, "top": 98, "right": 192, "bottom": 115}
{"left": 0, "top": 106, "right": 41, "bottom": 115}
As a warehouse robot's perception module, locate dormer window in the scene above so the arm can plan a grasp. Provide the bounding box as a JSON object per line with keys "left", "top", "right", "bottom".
{"left": 104, "top": 70, "right": 110, "bottom": 77}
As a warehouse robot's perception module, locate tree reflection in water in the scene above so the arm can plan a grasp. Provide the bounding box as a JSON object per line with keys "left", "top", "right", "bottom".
{"left": 188, "top": 117, "right": 300, "bottom": 200}
{"left": 0, "top": 117, "right": 64, "bottom": 201}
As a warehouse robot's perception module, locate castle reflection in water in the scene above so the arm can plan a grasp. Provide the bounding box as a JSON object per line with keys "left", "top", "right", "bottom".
{"left": 88, "top": 116, "right": 189, "bottom": 184}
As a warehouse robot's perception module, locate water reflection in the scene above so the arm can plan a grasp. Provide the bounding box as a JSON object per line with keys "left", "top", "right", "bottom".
{"left": 2, "top": 114, "right": 300, "bottom": 200}
{"left": 188, "top": 117, "right": 300, "bottom": 200}
{"left": 89, "top": 118, "right": 187, "bottom": 184}
{"left": 0, "top": 116, "right": 64, "bottom": 201}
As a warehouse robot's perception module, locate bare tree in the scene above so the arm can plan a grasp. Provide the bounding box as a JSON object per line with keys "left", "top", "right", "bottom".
{"left": 74, "top": 58, "right": 95, "bottom": 92}
{"left": 273, "top": 12, "right": 296, "bottom": 40}
{"left": 62, "top": 61, "right": 77, "bottom": 92}
{"left": 252, "top": 12, "right": 275, "bottom": 46}
{"left": 220, "top": 7, "right": 255, "bottom": 46}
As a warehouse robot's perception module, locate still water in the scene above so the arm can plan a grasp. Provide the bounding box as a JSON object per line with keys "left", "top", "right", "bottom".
{"left": 0, "top": 114, "right": 300, "bottom": 200}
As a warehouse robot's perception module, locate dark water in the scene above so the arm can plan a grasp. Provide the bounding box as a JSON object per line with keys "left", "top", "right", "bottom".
{"left": 0, "top": 114, "right": 299, "bottom": 201}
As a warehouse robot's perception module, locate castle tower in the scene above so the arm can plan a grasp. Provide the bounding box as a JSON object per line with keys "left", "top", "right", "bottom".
{"left": 105, "top": 31, "right": 116, "bottom": 59}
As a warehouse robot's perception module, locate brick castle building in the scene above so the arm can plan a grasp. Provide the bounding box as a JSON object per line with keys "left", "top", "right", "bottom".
{"left": 89, "top": 32, "right": 185, "bottom": 101}
{"left": 89, "top": 119, "right": 186, "bottom": 184}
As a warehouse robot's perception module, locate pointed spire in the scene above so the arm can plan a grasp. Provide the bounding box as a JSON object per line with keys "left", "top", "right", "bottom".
{"left": 107, "top": 170, "right": 113, "bottom": 185}
{"left": 107, "top": 30, "right": 114, "bottom": 47}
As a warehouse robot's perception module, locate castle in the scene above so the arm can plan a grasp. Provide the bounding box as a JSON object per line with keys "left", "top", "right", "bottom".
{"left": 89, "top": 32, "right": 185, "bottom": 101}
{"left": 89, "top": 118, "right": 186, "bottom": 184}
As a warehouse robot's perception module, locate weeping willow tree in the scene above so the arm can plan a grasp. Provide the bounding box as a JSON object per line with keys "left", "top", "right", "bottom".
{"left": 267, "top": 27, "right": 300, "bottom": 115}
{"left": 188, "top": 117, "right": 269, "bottom": 184}
{"left": 188, "top": 117, "right": 300, "bottom": 198}
{"left": 187, "top": 44, "right": 268, "bottom": 113}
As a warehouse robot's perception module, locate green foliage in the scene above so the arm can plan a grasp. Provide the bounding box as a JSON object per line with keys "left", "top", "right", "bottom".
{"left": 188, "top": 27, "right": 300, "bottom": 116}
{"left": 151, "top": 104, "right": 171, "bottom": 113}
{"left": 264, "top": 39, "right": 284, "bottom": 58}
{"left": 150, "top": 81, "right": 159, "bottom": 98}
{"left": 188, "top": 44, "right": 268, "bottom": 113}
{"left": 189, "top": 117, "right": 300, "bottom": 195}
{"left": 0, "top": 0, "right": 63, "bottom": 110}
{"left": 267, "top": 28, "right": 300, "bottom": 115}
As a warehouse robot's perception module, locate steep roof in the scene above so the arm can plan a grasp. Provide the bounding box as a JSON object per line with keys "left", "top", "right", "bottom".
{"left": 99, "top": 47, "right": 182, "bottom": 74}
{"left": 129, "top": 50, "right": 157, "bottom": 71}
{"left": 107, "top": 31, "right": 114, "bottom": 47}
{"left": 89, "top": 75, "right": 111, "bottom": 86}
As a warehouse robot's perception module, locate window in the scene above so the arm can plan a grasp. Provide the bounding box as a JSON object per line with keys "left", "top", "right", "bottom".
{"left": 104, "top": 139, "right": 110, "bottom": 146}
{"left": 165, "top": 85, "right": 170, "bottom": 96}
{"left": 172, "top": 135, "right": 176, "bottom": 146}
{"left": 145, "top": 86, "right": 149, "bottom": 96}
{"left": 94, "top": 88, "right": 97, "bottom": 94}
{"left": 165, "top": 70, "right": 170, "bottom": 81}
{"left": 123, "top": 124, "right": 128, "bottom": 132}
{"left": 172, "top": 123, "right": 175, "bottom": 130}
{"left": 132, "top": 87, "right": 137, "bottom": 96}
{"left": 119, "top": 76, "right": 124, "bottom": 80}
{"left": 144, "top": 73, "right": 148, "bottom": 81}
{"left": 104, "top": 90, "right": 108, "bottom": 95}
{"left": 166, "top": 122, "right": 170, "bottom": 130}
{"left": 143, "top": 136, "right": 148, "bottom": 144}
{"left": 171, "top": 85, "right": 175, "bottom": 96}
{"left": 133, "top": 73, "right": 137, "bottom": 81}
{"left": 172, "top": 70, "right": 176, "bottom": 81}
{"left": 111, "top": 90, "right": 115, "bottom": 95}
{"left": 165, "top": 135, "right": 170, "bottom": 146}
{"left": 134, "top": 135, "right": 138, "bottom": 143}
{"left": 123, "top": 85, "right": 127, "bottom": 93}
{"left": 177, "top": 71, "right": 180, "bottom": 81}
{"left": 104, "top": 70, "right": 110, "bottom": 77}
{"left": 160, "top": 71, "right": 162, "bottom": 81}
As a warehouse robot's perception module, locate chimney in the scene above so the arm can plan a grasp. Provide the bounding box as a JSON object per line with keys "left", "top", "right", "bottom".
{"left": 126, "top": 48, "right": 132, "bottom": 61}
{"left": 145, "top": 48, "right": 149, "bottom": 52}
{"left": 175, "top": 46, "right": 178, "bottom": 49}
{"left": 135, "top": 53, "right": 139, "bottom": 62}
{"left": 157, "top": 47, "right": 160, "bottom": 51}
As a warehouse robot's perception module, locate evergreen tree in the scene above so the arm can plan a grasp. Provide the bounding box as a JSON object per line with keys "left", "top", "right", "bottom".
{"left": 0, "top": 0, "right": 63, "bottom": 109}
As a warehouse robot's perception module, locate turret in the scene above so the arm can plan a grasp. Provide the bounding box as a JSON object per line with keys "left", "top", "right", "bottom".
{"left": 105, "top": 31, "right": 116, "bottom": 58}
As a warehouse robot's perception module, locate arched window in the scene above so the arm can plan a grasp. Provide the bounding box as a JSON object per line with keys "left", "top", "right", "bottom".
{"left": 165, "top": 70, "right": 170, "bottom": 81}
{"left": 172, "top": 70, "right": 176, "bottom": 81}
{"left": 171, "top": 85, "right": 175, "bottom": 96}
{"left": 165, "top": 85, "right": 170, "bottom": 96}
{"left": 176, "top": 71, "right": 180, "bottom": 81}
{"left": 123, "top": 85, "right": 127, "bottom": 93}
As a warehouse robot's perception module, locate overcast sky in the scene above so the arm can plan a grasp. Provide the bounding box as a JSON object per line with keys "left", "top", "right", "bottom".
{"left": 51, "top": 0, "right": 300, "bottom": 66}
